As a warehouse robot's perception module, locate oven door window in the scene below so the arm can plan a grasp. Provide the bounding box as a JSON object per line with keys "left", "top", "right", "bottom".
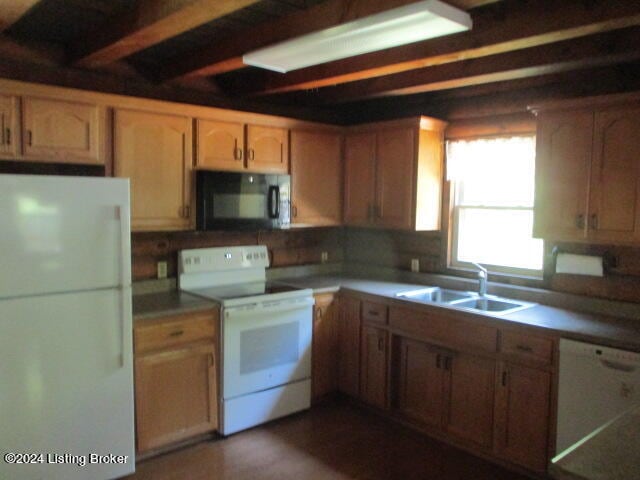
{"left": 240, "top": 322, "right": 299, "bottom": 374}
{"left": 223, "top": 303, "right": 312, "bottom": 399}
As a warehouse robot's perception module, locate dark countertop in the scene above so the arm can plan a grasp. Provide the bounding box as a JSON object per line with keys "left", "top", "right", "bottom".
{"left": 131, "top": 274, "right": 640, "bottom": 350}
{"left": 275, "top": 275, "right": 640, "bottom": 351}
{"left": 550, "top": 405, "right": 640, "bottom": 480}
{"left": 133, "top": 290, "right": 217, "bottom": 322}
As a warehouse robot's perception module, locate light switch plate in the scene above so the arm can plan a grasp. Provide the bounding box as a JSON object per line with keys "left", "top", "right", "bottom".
{"left": 411, "top": 258, "right": 420, "bottom": 272}
{"left": 157, "top": 261, "right": 168, "bottom": 279}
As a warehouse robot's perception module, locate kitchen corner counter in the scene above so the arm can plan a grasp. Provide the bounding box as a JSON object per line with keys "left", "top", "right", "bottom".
{"left": 276, "top": 275, "right": 640, "bottom": 351}
{"left": 133, "top": 290, "right": 217, "bottom": 321}
{"left": 550, "top": 405, "right": 640, "bottom": 480}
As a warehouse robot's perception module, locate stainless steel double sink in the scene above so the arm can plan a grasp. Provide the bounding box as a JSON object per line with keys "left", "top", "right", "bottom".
{"left": 395, "top": 287, "right": 534, "bottom": 315}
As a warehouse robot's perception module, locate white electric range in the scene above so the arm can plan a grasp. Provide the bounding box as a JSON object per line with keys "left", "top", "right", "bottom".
{"left": 179, "top": 245, "right": 314, "bottom": 435}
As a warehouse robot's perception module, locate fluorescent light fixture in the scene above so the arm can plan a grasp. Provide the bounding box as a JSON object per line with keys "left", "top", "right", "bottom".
{"left": 242, "top": 0, "right": 472, "bottom": 73}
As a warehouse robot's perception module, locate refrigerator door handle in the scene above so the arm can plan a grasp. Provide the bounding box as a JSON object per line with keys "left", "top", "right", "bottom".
{"left": 117, "top": 205, "right": 131, "bottom": 368}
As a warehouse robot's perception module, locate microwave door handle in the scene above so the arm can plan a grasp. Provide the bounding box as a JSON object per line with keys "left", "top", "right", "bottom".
{"left": 268, "top": 186, "right": 280, "bottom": 219}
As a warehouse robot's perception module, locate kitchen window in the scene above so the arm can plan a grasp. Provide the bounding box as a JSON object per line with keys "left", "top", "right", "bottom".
{"left": 447, "top": 135, "right": 543, "bottom": 276}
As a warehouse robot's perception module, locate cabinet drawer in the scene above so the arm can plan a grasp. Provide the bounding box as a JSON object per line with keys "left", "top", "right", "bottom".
{"left": 389, "top": 307, "right": 497, "bottom": 353}
{"left": 501, "top": 331, "right": 554, "bottom": 365}
{"left": 362, "top": 301, "right": 388, "bottom": 324}
{"left": 135, "top": 310, "right": 217, "bottom": 354}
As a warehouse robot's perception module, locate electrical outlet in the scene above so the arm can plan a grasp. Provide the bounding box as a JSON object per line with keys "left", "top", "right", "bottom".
{"left": 157, "top": 261, "right": 168, "bottom": 279}
{"left": 321, "top": 251, "right": 329, "bottom": 264}
{"left": 411, "top": 258, "right": 420, "bottom": 272}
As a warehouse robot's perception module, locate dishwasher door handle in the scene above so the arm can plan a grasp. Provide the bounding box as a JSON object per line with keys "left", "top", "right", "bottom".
{"left": 600, "top": 359, "right": 637, "bottom": 373}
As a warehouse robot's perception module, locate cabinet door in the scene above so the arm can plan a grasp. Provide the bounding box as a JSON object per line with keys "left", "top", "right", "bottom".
{"left": 396, "top": 337, "right": 447, "bottom": 429}
{"left": 290, "top": 130, "right": 342, "bottom": 226}
{"left": 22, "top": 97, "right": 104, "bottom": 164}
{"left": 344, "top": 132, "right": 376, "bottom": 226}
{"left": 360, "top": 324, "right": 388, "bottom": 409}
{"left": 196, "top": 119, "right": 245, "bottom": 172}
{"left": 114, "top": 109, "right": 192, "bottom": 231}
{"left": 246, "top": 124, "right": 288, "bottom": 174}
{"left": 337, "top": 296, "right": 361, "bottom": 397}
{"left": 534, "top": 111, "right": 593, "bottom": 241}
{"left": 494, "top": 363, "right": 551, "bottom": 473}
{"left": 375, "top": 127, "right": 415, "bottom": 230}
{"left": 135, "top": 344, "right": 218, "bottom": 453}
{"left": 312, "top": 293, "right": 339, "bottom": 401}
{"left": 0, "top": 94, "right": 18, "bottom": 157}
{"left": 446, "top": 353, "right": 495, "bottom": 448}
{"left": 589, "top": 105, "right": 640, "bottom": 243}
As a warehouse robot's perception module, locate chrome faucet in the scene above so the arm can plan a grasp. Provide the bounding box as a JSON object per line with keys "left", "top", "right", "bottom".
{"left": 472, "top": 262, "right": 488, "bottom": 297}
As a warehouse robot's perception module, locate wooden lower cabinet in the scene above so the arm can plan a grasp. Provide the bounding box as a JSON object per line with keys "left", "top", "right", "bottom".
{"left": 360, "top": 323, "right": 388, "bottom": 409}
{"left": 312, "top": 293, "right": 339, "bottom": 401}
{"left": 446, "top": 352, "right": 496, "bottom": 449}
{"left": 395, "top": 337, "right": 447, "bottom": 429}
{"left": 135, "top": 344, "right": 218, "bottom": 453}
{"left": 337, "top": 296, "right": 361, "bottom": 397}
{"left": 134, "top": 310, "right": 219, "bottom": 454}
{"left": 494, "top": 362, "right": 552, "bottom": 473}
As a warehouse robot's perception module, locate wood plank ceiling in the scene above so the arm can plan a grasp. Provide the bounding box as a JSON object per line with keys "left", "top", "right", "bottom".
{"left": 1, "top": 0, "right": 640, "bottom": 124}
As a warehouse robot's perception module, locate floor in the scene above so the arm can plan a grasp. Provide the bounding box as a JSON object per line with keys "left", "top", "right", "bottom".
{"left": 125, "top": 402, "right": 528, "bottom": 480}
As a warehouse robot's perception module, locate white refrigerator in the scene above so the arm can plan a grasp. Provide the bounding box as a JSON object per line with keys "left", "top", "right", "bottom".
{"left": 0, "top": 174, "right": 135, "bottom": 480}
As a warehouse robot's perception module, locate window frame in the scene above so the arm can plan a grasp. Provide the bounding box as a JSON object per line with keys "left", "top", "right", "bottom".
{"left": 447, "top": 135, "right": 543, "bottom": 278}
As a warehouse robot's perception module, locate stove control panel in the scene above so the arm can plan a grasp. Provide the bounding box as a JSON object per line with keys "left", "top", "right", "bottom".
{"left": 179, "top": 245, "right": 269, "bottom": 273}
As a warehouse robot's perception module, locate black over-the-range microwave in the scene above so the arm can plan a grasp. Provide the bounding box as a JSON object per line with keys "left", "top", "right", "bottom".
{"left": 196, "top": 170, "right": 291, "bottom": 230}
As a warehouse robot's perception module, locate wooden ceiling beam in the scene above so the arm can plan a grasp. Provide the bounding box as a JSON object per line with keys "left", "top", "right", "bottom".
{"left": 69, "top": 0, "right": 261, "bottom": 69}
{"left": 155, "top": 0, "right": 440, "bottom": 82}
{"left": 0, "top": 1, "right": 42, "bottom": 31}
{"left": 292, "top": 28, "right": 640, "bottom": 104}
{"left": 233, "top": 0, "right": 640, "bottom": 96}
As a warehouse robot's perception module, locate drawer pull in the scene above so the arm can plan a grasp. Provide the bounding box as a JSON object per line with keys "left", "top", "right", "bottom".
{"left": 368, "top": 310, "right": 379, "bottom": 316}
{"left": 516, "top": 344, "right": 533, "bottom": 353}
{"left": 377, "top": 337, "right": 385, "bottom": 351}
{"left": 169, "top": 330, "right": 185, "bottom": 337}
{"left": 502, "top": 370, "right": 508, "bottom": 386}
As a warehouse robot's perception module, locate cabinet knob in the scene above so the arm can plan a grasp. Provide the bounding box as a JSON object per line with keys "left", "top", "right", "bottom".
{"left": 5, "top": 127, "right": 10, "bottom": 146}
{"left": 247, "top": 148, "right": 255, "bottom": 161}
{"left": 590, "top": 214, "right": 598, "bottom": 230}
{"left": 377, "top": 337, "right": 385, "bottom": 352}
{"left": 575, "top": 214, "right": 585, "bottom": 229}
{"left": 502, "top": 370, "right": 508, "bottom": 386}
{"left": 27, "top": 130, "right": 33, "bottom": 146}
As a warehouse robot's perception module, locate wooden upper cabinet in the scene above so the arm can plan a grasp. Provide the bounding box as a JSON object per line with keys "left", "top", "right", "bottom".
{"left": 395, "top": 337, "right": 447, "bottom": 429}
{"left": 290, "top": 130, "right": 342, "bottom": 226}
{"left": 446, "top": 352, "right": 496, "bottom": 449}
{"left": 0, "top": 95, "right": 18, "bottom": 158}
{"left": 494, "top": 362, "right": 551, "bottom": 473}
{"left": 337, "top": 295, "right": 362, "bottom": 398}
{"left": 344, "top": 117, "right": 446, "bottom": 231}
{"left": 533, "top": 94, "right": 640, "bottom": 244}
{"left": 344, "top": 132, "right": 377, "bottom": 226}
{"left": 246, "top": 125, "right": 288, "bottom": 174}
{"left": 196, "top": 119, "right": 245, "bottom": 172}
{"left": 114, "top": 109, "right": 193, "bottom": 232}
{"left": 589, "top": 105, "right": 640, "bottom": 243}
{"left": 534, "top": 110, "right": 593, "bottom": 241}
{"left": 312, "top": 293, "right": 339, "bottom": 401}
{"left": 376, "top": 127, "right": 415, "bottom": 230}
{"left": 22, "top": 97, "right": 105, "bottom": 164}
{"left": 360, "top": 324, "right": 388, "bottom": 409}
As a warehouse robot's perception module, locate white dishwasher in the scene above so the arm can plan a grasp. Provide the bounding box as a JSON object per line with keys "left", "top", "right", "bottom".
{"left": 556, "top": 338, "right": 640, "bottom": 454}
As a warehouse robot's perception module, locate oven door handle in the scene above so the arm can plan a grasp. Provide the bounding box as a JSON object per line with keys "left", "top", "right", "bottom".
{"left": 224, "top": 297, "right": 315, "bottom": 319}
{"left": 267, "top": 185, "right": 280, "bottom": 219}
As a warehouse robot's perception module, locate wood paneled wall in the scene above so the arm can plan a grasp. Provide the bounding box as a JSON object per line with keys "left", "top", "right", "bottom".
{"left": 132, "top": 227, "right": 343, "bottom": 281}
{"left": 343, "top": 227, "right": 640, "bottom": 304}
{"left": 344, "top": 228, "right": 444, "bottom": 273}
{"left": 546, "top": 242, "right": 640, "bottom": 304}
